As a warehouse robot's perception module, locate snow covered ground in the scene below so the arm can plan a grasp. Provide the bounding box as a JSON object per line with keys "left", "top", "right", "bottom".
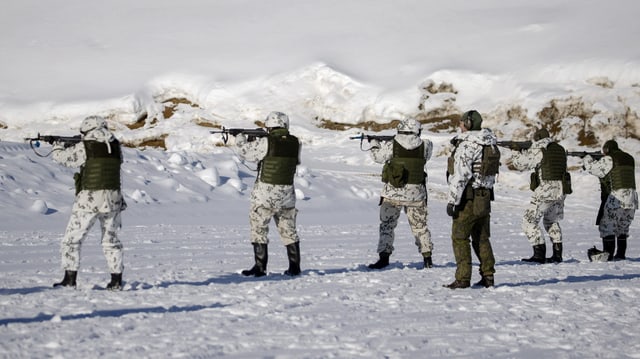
{"left": 2, "top": 1, "right": 640, "bottom": 358}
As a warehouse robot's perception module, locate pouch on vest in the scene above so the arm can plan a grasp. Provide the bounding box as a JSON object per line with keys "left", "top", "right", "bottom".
{"left": 73, "top": 171, "right": 82, "bottom": 195}
{"left": 530, "top": 172, "right": 540, "bottom": 191}
{"left": 382, "top": 161, "right": 408, "bottom": 188}
{"left": 562, "top": 172, "right": 572, "bottom": 195}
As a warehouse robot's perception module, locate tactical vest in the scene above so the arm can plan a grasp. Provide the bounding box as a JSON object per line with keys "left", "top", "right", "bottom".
{"left": 79, "top": 140, "right": 122, "bottom": 191}
{"left": 604, "top": 149, "right": 636, "bottom": 191}
{"left": 259, "top": 129, "right": 300, "bottom": 185}
{"left": 383, "top": 141, "right": 425, "bottom": 186}
{"left": 538, "top": 142, "right": 566, "bottom": 180}
{"left": 447, "top": 141, "right": 500, "bottom": 178}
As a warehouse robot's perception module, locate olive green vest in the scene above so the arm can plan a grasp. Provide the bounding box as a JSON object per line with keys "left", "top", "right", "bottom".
{"left": 384, "top": 141, "right": 426, "bottom": 186}
{"left": 604, "top": 149, "right": 636, "bottom": 191}
{"left": 79, "top": 140, "right": 122, "bottom": 191}
{"left": 538, "top": 142, "right": 566, "bottom": 180}
{"left": 259, "top": 129, "right": 300, "bottom": 185}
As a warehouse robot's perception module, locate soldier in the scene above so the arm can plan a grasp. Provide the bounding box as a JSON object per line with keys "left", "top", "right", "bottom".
{"left": 444, "top": 110, "right": 499, "bottom": 289}
{"left": 367, "top": 117, "right": 434, "bottom": 270}
{"left": 511, "top": 128, "right": 569, "bottom": 264}
{"left": 51, "top": 116, "right": 126, "bottom": 290}
{"left": 235, "top": 111, "right": 302, "bottom": 277}
{"left": 583, "top": 140, "right": 638, "bottom": 261}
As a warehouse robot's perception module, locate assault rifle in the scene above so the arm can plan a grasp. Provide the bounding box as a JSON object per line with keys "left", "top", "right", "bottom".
{"left": 496, "top": 141, "right": 532, "bottom": 151}
{"left": 566, "top": 151, "right": 605, "bottom": 160}
{"left": 210, "top": 127, "right": 268, "bottom": 144}
{"left": 24, "top": 133, "right": 82, "bottom": 157}
{"left": 349, "top": 133, "right": 395, "bottom": 151}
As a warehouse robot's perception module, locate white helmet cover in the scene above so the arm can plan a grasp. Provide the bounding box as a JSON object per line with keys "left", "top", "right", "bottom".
{"left": 397, "top": 117, "right": 421, "bottom": 134}
{"left": 264, "top": 111, "right": 289, "bottom": 129}
{"left": 80, "top": 115, "right": 107, "bottom": 134}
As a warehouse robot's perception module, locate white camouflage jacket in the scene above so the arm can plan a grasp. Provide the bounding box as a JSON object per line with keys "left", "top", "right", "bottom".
{"left": 511, "top": 137, "right": 565, "bottom": 202}
{"left": 583, "top": 155, "right": 639, "bottom": 210}
{"left": 370, "top": 133, "right": 433, "bottom": 202}
{"left": 447, "top": 128, "right": 497, "bottom": 206}
{"left": 51, "top": 127, "right": 125, "bottom": 213}
{"left": 235, "top": 133, "right": 300, "bottom": 208}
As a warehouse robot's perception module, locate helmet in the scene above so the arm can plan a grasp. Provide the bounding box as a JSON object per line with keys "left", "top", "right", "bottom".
{"left": 533, "top": 128, "right": 550, "bottom": 141}
{"left": 264, "top": 111, "right": 289, "bottom": 129}
{"left": 397, "top": 118, "right": 421, "bottom": 135}
{"left": 461, "top": 110, "right": 482, "bottom": 131}
{"left": 602, "top": 140, "right": 619, "bottom": 155}
{"left": 80, "top": 115, "right": 107, "bottom": 134}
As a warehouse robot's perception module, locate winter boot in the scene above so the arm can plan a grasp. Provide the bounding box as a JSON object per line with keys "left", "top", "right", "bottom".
{"left": 106, "top": 273, "right": 123, "bottom": 291}
{"left": 368, "top": 251, "right": 390, "bottom": 269}
{"left": 547, "top": 242, "right": 563, "bottom": 263}
{"left": 444, "top": 280, "right": 471, "bottom": 289}
{"left": 588, "top": 246, "right": 608, "bottom": 262}
{"left": 603, "top": 236, "right": 616, "bottom": 261}
{"left": 422, "top": 253, "right": 433, "bottom": 269}
{"left": 615, "top": 235, "right": 627, "bottom": 260}
{"left": 53, "top": 270, "right": 77, "bottom": 288}
{"left": 284, "top": 242, "right": 301, "bottom": 276}
{"left": 473, "top": 275, "right": 495, "bottom": 288}
{"left": 242, "top": 243, "right": 268, "bottom": 277}
{"left": 522, "top": 244, "right": 546, "bottom": 264}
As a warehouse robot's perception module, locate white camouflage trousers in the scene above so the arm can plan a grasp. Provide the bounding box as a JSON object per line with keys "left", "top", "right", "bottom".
{"left": 61, "top": 210, "right": 124, "bottom": 273}
{"left": 599, "top": 198, "right": 636, "bottom": 237}
{"left": 522, "top": 199, "right": 564, "bottom": 245}
{"left": 249, "top": 203, "right": 299, "bottom": 246}
{"left": 377, "top": 198, "right": 433, "bottom": 254}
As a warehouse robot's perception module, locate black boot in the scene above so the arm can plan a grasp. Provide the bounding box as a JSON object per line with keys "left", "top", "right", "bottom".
{"left": 106, "top": 273, "right": 123, "bottom": 291}
{"left": 422, "top": 253, "right": 433, "bottom": 269}
{"left": 444, "top": 280, "right": 471, "bottom": 289}
{"left": 603, "top": 236, "right": 615, "bottom": 261}
{"left": 473, "top": 275, "right": 495, "bottom": 288}
{"left": 547, "top": 242, "right": 563, "bottom": 263}
{"left": 284, "top": 242, "right": 301, "bottom": 276}
{"left": 242, "top": 243, "right": 268, "bottom": 277}
{"left": 615, "top": 235, "right": 627, "bottom": 260}
{"left": 522, "top": 244, "right": 546, "bottom": 264}
{"left": 368, "top": 251, "right": 390, "bottom": 269}
{"left": 53, "top": 270, "right": 77, "bottom": 288}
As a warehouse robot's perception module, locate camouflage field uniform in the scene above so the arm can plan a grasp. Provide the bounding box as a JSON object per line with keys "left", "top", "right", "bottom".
{"left": 370, "top": 133, "right": 433, "bottom": 256}
{"left": 511, "top": 137, "right": 566, "bottom": 247}
{"left": 236, "top": 132, "right": 300, "bottom": 246}
{"left": 447, "top": 128, "right": 498, "bottom": 283}
{"left": 51, "top": 127, "right": 125, "bottom": 274}
{"left": 584, "top": 154, "right": 638, "bottom": 239}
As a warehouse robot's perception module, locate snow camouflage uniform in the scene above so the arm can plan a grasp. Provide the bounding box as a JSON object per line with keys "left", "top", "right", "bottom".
{"left": 367, "top": 118, "right": 434, "bottom": 270}
{"left": 583, "top": 140, "right": 638, "bottom": 261}
{"left": 51, "top": 116, "right": 126, "bottom": 289}
{"left": 445, "top": 110, "right": 498, "bottom": 289}
{"left": 511, "top": 133, "right": 568, "bottom": 263}
{"left": 235, "top": 111, "right": 302, "bottom": 276}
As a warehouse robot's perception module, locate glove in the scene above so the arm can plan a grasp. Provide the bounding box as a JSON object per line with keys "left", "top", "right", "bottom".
{"left": 446, "top": 203, "right": 458, "bottom": 217}
{"left": 234, "top": 134, "right": 247, "bottom": 146}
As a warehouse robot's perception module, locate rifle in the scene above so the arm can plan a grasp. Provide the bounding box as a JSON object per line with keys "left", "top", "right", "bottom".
{"left": 24, "top": 133, "right": 82, "bottom": 157}
{"left": 210, "top": 127, "right": 268, "bottom": 144}
{"left": 496, "top": 141, "right": 532, "bottom": 151}
{"left": 566, "top": 151, "right": 605, "bottom": 160}
{"left": 349, "top": 133, "right": 395, "bottom": 151}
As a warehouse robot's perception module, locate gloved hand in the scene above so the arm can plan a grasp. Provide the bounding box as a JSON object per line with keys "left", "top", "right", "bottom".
{"left": 234, "top": 134, "right": 247, "bottom": 146}
{"left": 368, "top": 139, "right": 380, "bottom": 149}
{"left": 446, "top": 203, "right": 458, "bottom": 217}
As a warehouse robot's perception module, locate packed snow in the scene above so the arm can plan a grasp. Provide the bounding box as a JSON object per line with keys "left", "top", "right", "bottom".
{"left": 1, "top": 1, "right": 640, "bottom": 358}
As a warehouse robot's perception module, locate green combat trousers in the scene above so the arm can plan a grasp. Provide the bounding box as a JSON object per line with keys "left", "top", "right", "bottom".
{"left": 451, "top": 195, "right": 496, "bottom": 282}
